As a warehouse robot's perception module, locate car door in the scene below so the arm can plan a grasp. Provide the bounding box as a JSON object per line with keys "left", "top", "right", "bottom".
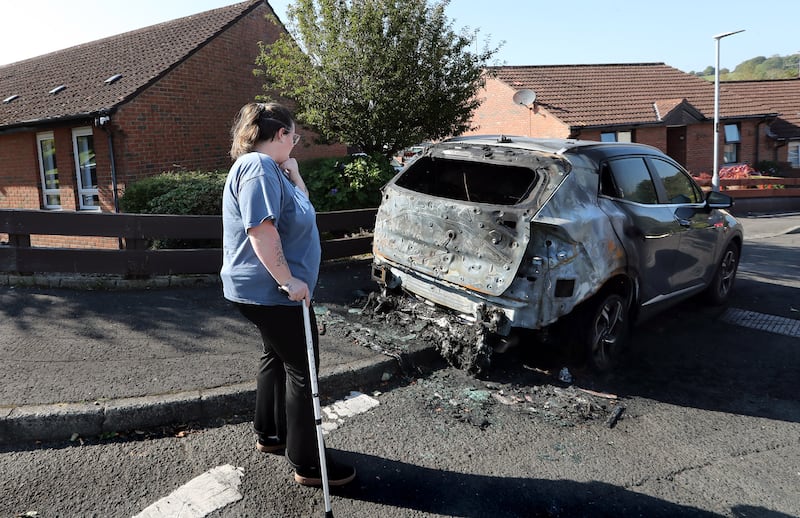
{"left": 599, "top": 156, "right": 685, "bottom": 306}
{"left": 647, "top": 157, "right": 719, "bottom": 290}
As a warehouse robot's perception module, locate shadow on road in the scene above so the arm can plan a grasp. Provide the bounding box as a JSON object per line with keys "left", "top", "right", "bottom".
{"left": 333, "top": 450, "right": 726, "bottom": 517}
{"left": 500, "top": 276, "right": 800, "bottom": 425}
{"left": 0, "top": 285, "right": 248, "bottom": 353}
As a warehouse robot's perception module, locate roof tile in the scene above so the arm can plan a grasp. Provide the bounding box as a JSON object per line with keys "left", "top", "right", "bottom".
{"left": 491, "top": 63, "right": 775, "bottom": 127}
{"left": 0, "top": 0, "right": 263, "bottom": 128}
{"left": 721, "top": 79, "right": 800, "bottom": 139}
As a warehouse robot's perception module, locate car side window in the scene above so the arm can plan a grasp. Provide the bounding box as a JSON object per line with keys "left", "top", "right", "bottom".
{"left": 649, "top": 159, "right": 702, "bottom": 204}
{"left": 604, "top": 158, "right": 658, "bottom": 204}
{"left": 599, "top": 163, "right": 619, "bottom": 197}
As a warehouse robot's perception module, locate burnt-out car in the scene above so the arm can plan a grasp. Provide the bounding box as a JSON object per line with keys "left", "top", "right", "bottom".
{"left": 371, "top": 136, "right": 742, "bottom": 372}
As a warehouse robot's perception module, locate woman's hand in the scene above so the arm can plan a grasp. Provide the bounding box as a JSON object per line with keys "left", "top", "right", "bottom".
{"left": 279, "top": 158, "right": 309, "bottom": 196}
{"left": 279, "top": 157, "right": 299, "bottom": 177}
{"left": 280, "top": 276, "right": 310, "bottom": 306}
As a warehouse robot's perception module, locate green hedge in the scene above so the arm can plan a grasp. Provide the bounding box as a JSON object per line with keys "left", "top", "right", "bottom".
{"left": 118, "top": 155, "right": 394, "bottom": 248}
{"left": 120, "top": 171, "right": 227, "bottom": 215}
{"left": 120, "top": 171, "right": 226, "bottom": 249}
{"left": 120, "top": 154, "right": 395, "bottom": 216}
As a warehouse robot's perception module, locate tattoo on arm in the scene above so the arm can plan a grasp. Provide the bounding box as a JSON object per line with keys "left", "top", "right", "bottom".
{"left": 274, "top": 242, "right": 287, "bottom": 268}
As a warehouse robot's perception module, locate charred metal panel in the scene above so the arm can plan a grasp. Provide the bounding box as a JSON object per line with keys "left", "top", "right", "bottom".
{"left": 484, "top": 167, "right": 626, "bottom": 329}
{"left": 373, "top": 158, "right": 625, "bottom": 332}
{"left": 373, "top": 188, "right": 532, "bottom": 296}
{"left": 373, "top": 142, "right": 571, "bottom": 301}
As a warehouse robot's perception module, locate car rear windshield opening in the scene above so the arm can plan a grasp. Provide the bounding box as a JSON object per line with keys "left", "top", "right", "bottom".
{"left": 394, "top": 157, "right": 539, "bottom": 205}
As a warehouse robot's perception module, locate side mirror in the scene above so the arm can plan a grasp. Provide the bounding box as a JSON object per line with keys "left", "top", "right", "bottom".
{"left": 705, "top": 190, "right": 734, "bottom": 209}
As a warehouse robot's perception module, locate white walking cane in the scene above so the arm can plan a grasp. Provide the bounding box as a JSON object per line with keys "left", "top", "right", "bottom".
{"left": 301, "top": 300, "right": 334, "bottom": 518}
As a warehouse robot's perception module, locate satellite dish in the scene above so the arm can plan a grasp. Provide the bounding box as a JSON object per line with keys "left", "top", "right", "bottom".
{"left": 513, "top": 89, "right": 537, "bottom": 106}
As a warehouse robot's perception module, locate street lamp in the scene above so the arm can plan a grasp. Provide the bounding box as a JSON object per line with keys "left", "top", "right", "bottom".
{"left": 712, "top": 29, "right": 745, "bottom": 192}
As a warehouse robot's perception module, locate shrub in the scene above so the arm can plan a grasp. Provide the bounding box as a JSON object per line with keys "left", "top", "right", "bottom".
{"left": 120, "top": 171, "right": 227, "bottom": 249}
{"left": 755, "top": 160, "right": 780, "bottom": 176}
{"left": 120, "top": 171, "right": 226, "bottom": 215}
{"left": 121, "top": 156, "right": 394, "bottom": 216}
{"left": 301, "top": 153, "right": 395, "bottom": 212}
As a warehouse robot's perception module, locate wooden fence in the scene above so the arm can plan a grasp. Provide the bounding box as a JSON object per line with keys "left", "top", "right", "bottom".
{"left": 695, "top": 176, "right": 800, "bottom": 197}
{"left": 694, "top": 176, "right": 800, "bottom": 214}
{"left": 0, "top": 208, "right": 377, "bottom": 277}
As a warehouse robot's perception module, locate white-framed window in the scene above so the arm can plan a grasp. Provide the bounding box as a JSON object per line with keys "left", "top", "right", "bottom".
{"left": 788, "top": 142, "right": 800, "bottom": 168}
{"left": 723, "top": 123, "right": 740, "bottom": 164}
{"left": 72, "top": 127, "right": 99, "bottom": 210}
{"left": 37, "top": 132, "right": 61, "bottom": 209}
{"left": 600, "top": 130, "right": 633, "bottom": 143}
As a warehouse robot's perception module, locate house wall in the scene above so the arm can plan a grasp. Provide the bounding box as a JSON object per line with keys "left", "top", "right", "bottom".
{"left": 0, "top": 132, "right": 40, "bottom": 209}
{"left": 108, "top": 4, "right": 345, "bottom": 189}
{"left": 681, "top": 119, "right": 772, "bottom": 174}
{"left": 773, "top": 143, "right": 794, "bottom": 169}
{"left": 464, "top": 77, "right": 571, "bottom": 138}
{"left": 567, "top": 119, "right": 771, "bottom": 175}
{"left": 749, "top": 120, "right": 779, "bottom": 169}
{"left": 0, "top": 124, "right": 120, "bottom": 247}
{"left": 468, "top": 77, "right": 786, "bottom": 179}
{"left": 528, "top": 105, "right": 572, "bottom": 138}
{"left": 684, "top": 125, "right": 712, "bottom": 173}
{"left": 0, "top": 3, "right": 346, "bottom": 248}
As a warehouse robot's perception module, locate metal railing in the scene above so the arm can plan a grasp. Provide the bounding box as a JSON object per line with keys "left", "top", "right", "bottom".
{"left": 0, "top": 208, "right": 377, "bottom": 277}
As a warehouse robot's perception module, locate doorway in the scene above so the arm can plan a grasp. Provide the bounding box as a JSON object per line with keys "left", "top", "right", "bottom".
{"left": 666, "top": 126, "right": 687, "bottom": 167}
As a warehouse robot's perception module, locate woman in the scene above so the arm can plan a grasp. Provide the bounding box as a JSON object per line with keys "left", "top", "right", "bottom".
{"left": 221, "top": 102, "right": 355, "bottom": 487}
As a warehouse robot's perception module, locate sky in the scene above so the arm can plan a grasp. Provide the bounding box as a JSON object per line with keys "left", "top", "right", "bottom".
{"left": 1, "top": 0, "right": 799, "bottom": 74}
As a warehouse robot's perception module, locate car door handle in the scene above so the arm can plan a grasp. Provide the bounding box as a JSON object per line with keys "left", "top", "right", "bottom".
{"left": 676, "top": 218, "right": 691, "bottom": 227}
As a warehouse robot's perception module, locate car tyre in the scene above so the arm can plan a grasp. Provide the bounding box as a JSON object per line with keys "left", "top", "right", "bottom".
{"left": 582, "top": 291, "right": 630, "bottom": 372}
{"left": 704, "top": 241, "right": 739, "bottom": 305}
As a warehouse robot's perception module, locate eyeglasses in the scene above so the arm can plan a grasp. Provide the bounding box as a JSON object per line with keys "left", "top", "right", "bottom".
{"left": 284, "top": 127, "right": 302, "bottom": 146}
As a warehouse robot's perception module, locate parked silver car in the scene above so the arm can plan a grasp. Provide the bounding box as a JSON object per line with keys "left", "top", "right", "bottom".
{"left": 371, "top": 136, "right": 743, "bottom": 372}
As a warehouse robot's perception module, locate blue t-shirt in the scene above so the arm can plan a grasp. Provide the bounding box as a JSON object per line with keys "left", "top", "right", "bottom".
{"left": 220, "top": 152, "right": 321, "bottom": 306}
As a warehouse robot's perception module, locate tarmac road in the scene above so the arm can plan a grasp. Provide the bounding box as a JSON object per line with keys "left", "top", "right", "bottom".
{"left": 1, "top": 229, "right": 798, "bottom": 516}
{"left": 0, "top": 213, "right": 797, "bottom": 516}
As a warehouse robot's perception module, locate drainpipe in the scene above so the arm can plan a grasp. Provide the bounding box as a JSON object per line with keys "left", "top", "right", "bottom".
{"left": 107, "top": 131, "right": 120, "bottom": 214}
{"left": 96, "top": 112, "right": 120, "bottom": 213}
{"left": 96, "top": 111, "right": 122, "bottom": 249}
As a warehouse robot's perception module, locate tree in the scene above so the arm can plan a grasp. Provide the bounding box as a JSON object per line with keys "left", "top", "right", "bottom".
{"left": 732, "top": 56, "right": 766, "bottom": 78}
{"left": 254, "top": 0, "right": 501, "bottom": 156}
{"left": 693, "top": 53, "right": 800, "bottom": 81}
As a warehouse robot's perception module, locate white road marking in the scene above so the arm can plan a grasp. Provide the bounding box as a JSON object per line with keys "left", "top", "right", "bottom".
{"left": 133, "top": 464, "right": 244, "bottom": 518}
{"left": 132, "top": 394, "right": 379, "bottom": 515}
{"left": 721, "top": 308, "right": 800, "bottom": 338}
{"left": 322, "top": 391, "right": 380, "bottom": 433}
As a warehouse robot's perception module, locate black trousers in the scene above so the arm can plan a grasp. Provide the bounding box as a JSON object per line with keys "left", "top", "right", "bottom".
{"left": 234, "top": 302, "right": 320, "bottom": 470}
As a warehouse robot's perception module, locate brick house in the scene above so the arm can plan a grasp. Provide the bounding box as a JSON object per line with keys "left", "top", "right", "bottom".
{"left": 720, "top": 78, "right": 800, "bottom": 172}
{"left": 0, "top": 0, "right": 345, "bottom": 246}
{"left": 465, "top": 63, "right": 777, "bottom": 175}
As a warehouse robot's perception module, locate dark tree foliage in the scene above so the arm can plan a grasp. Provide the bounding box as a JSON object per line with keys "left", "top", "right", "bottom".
{"left": 255, "top": 0, "right": 501, "bottom": 156}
